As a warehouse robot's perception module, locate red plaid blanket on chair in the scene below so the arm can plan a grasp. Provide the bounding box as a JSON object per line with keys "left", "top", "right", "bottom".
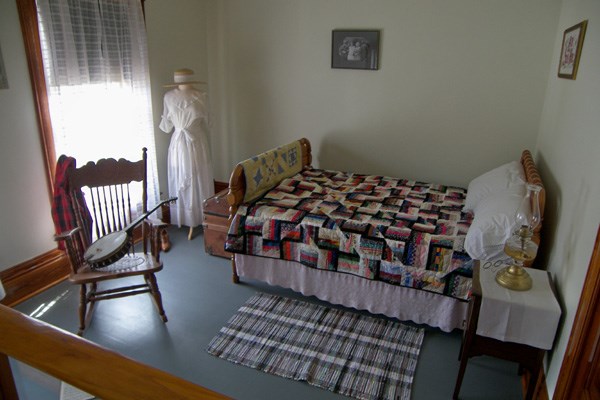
{"left": 51, "top": 155, "right": 92, "bottom": 250}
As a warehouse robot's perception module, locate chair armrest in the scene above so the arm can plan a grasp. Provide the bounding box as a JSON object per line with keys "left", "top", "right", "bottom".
{"left": 54, "top": 227, "right": 85, "bottom": 273}
{"left": 54, "top": 227, "right": 81, "bottom": 242}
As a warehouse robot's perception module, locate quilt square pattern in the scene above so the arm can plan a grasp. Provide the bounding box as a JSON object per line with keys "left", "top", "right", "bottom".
{"left": 226, "top": 168, "right": 474, "bottom": 300}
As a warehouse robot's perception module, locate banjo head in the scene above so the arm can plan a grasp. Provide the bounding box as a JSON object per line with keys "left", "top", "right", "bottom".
{"left": 84, "top": 231, "right": 128, "bottom": 264}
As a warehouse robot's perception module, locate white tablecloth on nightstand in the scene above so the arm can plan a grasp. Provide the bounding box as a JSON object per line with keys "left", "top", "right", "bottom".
{"left": 477, "top": 266, "right": 562, "bottom": 350}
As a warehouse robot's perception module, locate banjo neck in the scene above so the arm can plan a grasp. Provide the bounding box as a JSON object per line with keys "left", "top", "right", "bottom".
{"left": 122, "top": 197, "right": 177, "bottom": 235}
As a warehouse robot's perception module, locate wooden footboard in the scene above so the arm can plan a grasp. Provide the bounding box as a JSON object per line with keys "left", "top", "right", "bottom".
{"left": 226, "top": 138, "right": 312, "bottom": 283}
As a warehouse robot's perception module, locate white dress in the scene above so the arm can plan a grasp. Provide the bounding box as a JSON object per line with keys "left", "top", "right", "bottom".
{"left": 159, "top": 87, "right": 214, "bottom": 228}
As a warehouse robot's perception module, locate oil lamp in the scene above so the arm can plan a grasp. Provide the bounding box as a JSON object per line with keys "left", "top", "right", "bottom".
{"left": 495, "top": 184, "right": 542, "bottom": 291}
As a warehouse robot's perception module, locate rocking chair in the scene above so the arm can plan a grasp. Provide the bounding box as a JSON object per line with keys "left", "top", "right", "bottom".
{"left": 55, "top": 149, "right": 168, "bottom": 335}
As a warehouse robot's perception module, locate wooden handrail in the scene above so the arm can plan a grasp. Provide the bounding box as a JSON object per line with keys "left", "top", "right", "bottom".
{"left": 0, "top": 305, "right": 229, "bottom": 400}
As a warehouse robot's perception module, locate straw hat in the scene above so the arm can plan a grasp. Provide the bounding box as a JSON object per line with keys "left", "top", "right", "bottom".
{"left": 164, "top": 68, "right": 206, "bottom": 87}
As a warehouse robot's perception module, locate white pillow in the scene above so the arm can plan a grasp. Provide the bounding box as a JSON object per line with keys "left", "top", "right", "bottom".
{"left": 464, "top": 189, "right": 525, "bottom": 261}
{"left": 463, "top": 161, "right": 526, "bottom": 213}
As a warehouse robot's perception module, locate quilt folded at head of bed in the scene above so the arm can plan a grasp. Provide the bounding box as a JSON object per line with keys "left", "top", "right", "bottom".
{"left": 239, "top": 140, "right": 304, "bottom": 203}
{"left": 225, "top": 168, "right": 475, "bottom": 300}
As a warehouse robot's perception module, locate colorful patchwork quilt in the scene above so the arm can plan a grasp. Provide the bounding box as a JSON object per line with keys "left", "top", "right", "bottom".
{"left": 225, "top": 168, "right": 474, "bottom": 300}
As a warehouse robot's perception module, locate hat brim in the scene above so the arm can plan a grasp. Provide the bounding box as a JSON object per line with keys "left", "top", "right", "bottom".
{"left": 163, "top": 80, "right": 207, "bottom": 87}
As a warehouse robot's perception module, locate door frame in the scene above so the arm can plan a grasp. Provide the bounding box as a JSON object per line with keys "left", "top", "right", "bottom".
{"left": 553, "top": 225, "right": 600, "bottom": 399}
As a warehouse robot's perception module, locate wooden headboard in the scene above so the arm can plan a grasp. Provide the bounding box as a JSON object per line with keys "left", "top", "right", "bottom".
{"left": 520, "top": 150, "right": 545, "bottom": 248}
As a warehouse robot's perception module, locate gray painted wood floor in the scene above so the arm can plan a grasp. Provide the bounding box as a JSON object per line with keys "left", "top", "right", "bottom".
{"left": 12, "top": 227, "right": 523, "bottom": 399}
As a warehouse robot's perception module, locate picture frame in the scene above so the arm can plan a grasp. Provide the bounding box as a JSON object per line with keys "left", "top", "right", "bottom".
{"left": 558, "top": 20, "right": 587, "bottom": 80}
{"left": 0, "top": 44, "right": 8, "bottom": 90}
{"left": 331, "top": 30, "right": 380, "bottom": 70}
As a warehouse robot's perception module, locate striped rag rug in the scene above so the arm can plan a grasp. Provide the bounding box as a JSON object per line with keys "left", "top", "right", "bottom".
{"left": 207, "top": 293, "right": 425, "bottom": 400}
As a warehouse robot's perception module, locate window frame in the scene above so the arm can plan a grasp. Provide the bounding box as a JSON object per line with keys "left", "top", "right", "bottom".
{"left": 16, "top": 0, "right": 146, "bottom": 199}
{"left": 17, "top": 0, "right": 57, "bottom": 198}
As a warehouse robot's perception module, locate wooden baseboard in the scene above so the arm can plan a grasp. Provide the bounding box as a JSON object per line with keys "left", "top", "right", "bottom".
{"left": 0, "top": 249, "right": 69, "bottom": 307}
{"left": 214, "top": 180, "right": 228, "bottom": 194}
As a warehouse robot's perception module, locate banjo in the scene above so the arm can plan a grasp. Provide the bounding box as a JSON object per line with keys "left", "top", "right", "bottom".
{"left": 84, "top": 197, "right": 176, "bottom": 269}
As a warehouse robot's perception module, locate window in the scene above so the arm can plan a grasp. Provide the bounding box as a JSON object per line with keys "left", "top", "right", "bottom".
{"left": 18, "top": 0, "right": 158, "bottom": 206}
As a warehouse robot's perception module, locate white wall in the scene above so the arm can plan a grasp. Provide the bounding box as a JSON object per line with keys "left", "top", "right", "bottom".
{"left": 209, "top": 0, "right": 561, "bottom": 187}
{"left": 0, "top": 0, "right": 56, "bottom": 272}
{"left": 534, "top": 0, "right": 600, "bottom": 395}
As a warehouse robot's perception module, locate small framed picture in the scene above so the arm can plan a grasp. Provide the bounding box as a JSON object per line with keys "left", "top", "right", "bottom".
{"left": 332, "top": 30, "right": 380, "bottom": 70}
{"left": 558, "top": 20, "right": 587, "bottom": 79}
{"left": 0, "top": 44, "right": 8, "bottom": 90}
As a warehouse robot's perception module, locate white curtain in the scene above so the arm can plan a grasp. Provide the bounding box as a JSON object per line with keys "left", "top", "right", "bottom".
{"left": 36, "top": 0, "right": 160, "bottom": 206}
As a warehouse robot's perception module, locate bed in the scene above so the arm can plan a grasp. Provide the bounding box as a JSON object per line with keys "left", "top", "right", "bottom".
{"left": 224, "top": 138, "right": 545, "bottom": 332}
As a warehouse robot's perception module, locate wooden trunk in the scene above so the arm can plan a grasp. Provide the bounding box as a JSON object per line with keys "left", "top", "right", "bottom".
{"left": 202, "top": 189, "right": 231, "bottom": 259}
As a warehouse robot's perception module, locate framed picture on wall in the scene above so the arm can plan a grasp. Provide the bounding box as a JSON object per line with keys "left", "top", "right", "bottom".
{"left": 558, "top": 20, "right": 587, "bottom": 80}
{"left": 332, "top": 30, "right": 380, "bottom": 70}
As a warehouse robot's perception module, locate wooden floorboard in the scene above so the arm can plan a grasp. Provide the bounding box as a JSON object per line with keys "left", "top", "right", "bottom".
{"left": 10, "top": 227, "right": 525, "bottom": 400}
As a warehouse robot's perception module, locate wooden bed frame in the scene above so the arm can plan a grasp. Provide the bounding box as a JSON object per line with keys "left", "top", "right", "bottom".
{"left": 226, "top": 138, "right": 312, "bottom": 282}
{"left": 226, "top": 138, "right": 545, "bottom": 283}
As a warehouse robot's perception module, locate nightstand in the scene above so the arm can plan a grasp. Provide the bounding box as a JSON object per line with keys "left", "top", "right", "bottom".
{"left": 453, "top": 262, "right": 561, "bottom": 400}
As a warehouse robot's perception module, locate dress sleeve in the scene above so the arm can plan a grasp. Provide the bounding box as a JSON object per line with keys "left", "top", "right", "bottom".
{"left": 159, "top": 96, "right": 174, "bottom": 133}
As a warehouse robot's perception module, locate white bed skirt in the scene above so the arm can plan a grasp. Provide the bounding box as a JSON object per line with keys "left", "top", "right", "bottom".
{"left": 236, "top": 254, "right": 469, "bottom": 332}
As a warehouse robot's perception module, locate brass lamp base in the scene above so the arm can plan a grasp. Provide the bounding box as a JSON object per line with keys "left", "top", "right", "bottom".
{"left": 495, "top": 264, "right": 532, "bottom": 291}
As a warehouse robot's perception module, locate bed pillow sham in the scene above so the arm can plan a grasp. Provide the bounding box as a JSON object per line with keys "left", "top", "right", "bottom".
{"left": 464, "top": 188, "right": 525, "bottom": 261}
{"left": 463, "top": 160, "right": 526, "bottom": 213}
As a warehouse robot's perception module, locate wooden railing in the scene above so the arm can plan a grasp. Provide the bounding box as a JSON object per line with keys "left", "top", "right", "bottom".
{"left": 0, "top": 305, "right": 229, "bottom": 400}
